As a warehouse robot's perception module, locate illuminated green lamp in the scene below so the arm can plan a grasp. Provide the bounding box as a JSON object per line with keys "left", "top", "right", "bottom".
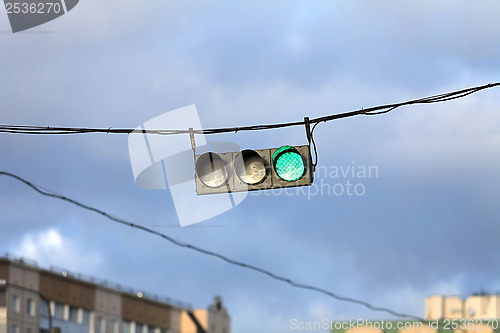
{"left": 272, "top": 146, "right": 305, "bottom": 181}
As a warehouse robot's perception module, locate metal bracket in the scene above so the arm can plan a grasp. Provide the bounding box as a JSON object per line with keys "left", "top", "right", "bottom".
{"left": 189, "top": 127, "right": 196, "bottom": 154}
{"left": 303, "top": 117, "right": 315, "bottom": 173}
{"left": 304, "top": 117, "right": 312, "bottom": 144}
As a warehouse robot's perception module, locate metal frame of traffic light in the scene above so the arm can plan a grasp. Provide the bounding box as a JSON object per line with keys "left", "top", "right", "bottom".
{"left": 191, "top": 117, "right": 315, "bottom": 195}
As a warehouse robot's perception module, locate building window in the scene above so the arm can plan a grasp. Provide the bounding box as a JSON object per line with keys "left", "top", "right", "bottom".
{"left": 12, "top": 295, "right": 20, "bottom": 313}
{"left": 135, "top": 323, "right": 144, "bottom": 333}
{"left": 11, "top": 325, "right": 20, "bottom": 333}
{"left": 40, "top": 299, "right": 49, "bottom": 317}
{"left": 82, "top": 309, "right": 90, "bottom": 325}
{"left": 111, "top": 319, "right": 119, "bottom": 333}
{"left": 27, "top": 298, "right": 36, "bottom": 317}
{"left": 54, "top": 302, "right": 64, "bottom": 320}
{"left": 147, "top": 326, "right": 155, "bottom": 333}
{"left": 97, "top": 316, "right": 105, "bottom": 333}
{"left": 122, "top": 321, "right": 132, "bottom": 333}
{"left": 69, "top": 306, "right": 79, "bottom": 323}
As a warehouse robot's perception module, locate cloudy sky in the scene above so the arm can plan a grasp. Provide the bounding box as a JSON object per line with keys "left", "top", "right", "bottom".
{"left": 1, "top": 1, "right": 499, "bottom": 332}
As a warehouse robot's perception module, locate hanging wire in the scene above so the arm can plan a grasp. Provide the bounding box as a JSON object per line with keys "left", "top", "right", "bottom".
{"left": 310, "top": 122, "right": 320, "bottom": 169}
{"left": 0, "top": 83, "right": 497, "bottom": 136}
{"left": 1, "top": 170, "right": 427, "bottom": 322}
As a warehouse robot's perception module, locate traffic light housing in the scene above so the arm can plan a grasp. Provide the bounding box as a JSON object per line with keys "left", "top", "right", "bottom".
{"left": 194, "top": 145, "right": 313, "bottom": 195}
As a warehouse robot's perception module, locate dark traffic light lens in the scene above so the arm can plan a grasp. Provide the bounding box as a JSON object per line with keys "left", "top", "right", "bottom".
{"left": 273, "top": 146, "right": 305, "bottom": 182}
{"left": 234, "top": 150, "right": 267, "bottom": 185}
{"left": 195, "top": 152, "right": 229, "bottom": 188}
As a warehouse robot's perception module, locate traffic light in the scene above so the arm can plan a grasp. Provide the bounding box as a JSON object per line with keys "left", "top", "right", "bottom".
{"left": 194, "top": 145, "right": 313, "bottom": 195}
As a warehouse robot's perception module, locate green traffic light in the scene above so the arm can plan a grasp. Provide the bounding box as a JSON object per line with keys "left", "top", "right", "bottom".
{"left": 273, "top": 146, "right": 305, "bottom": 182}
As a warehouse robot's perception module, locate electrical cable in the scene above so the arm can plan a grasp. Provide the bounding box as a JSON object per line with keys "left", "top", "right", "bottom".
{"left": 1, "top": 170, "right": 427, "bottom": 322}
{"left": 0, "top": 83, "right": 497, "bottom": 136}
{"left": 310, "top": 122, "right": 320, "bottom": 169}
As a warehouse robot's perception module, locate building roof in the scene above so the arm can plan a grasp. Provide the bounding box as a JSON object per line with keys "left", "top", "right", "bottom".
{"left": 0, "top": 252, "right": 192, "bottom": 310}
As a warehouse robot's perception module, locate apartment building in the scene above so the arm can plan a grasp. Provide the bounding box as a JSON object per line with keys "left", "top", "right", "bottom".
{"left": 426, "top": 294, "right": 500, "bottom": 320}
{"left": 330, "top": 294, "right": 499, "bottom": 333}
{"left": 0, "top": 254, "right": 230, "bottom": 333}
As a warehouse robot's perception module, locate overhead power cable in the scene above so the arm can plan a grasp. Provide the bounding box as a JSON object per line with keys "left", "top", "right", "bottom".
{"left": 1, "top": 171, "right": 426, "bottom": 322}
{"left": 0, "top": 83, "right": 497, "bottom": 136}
